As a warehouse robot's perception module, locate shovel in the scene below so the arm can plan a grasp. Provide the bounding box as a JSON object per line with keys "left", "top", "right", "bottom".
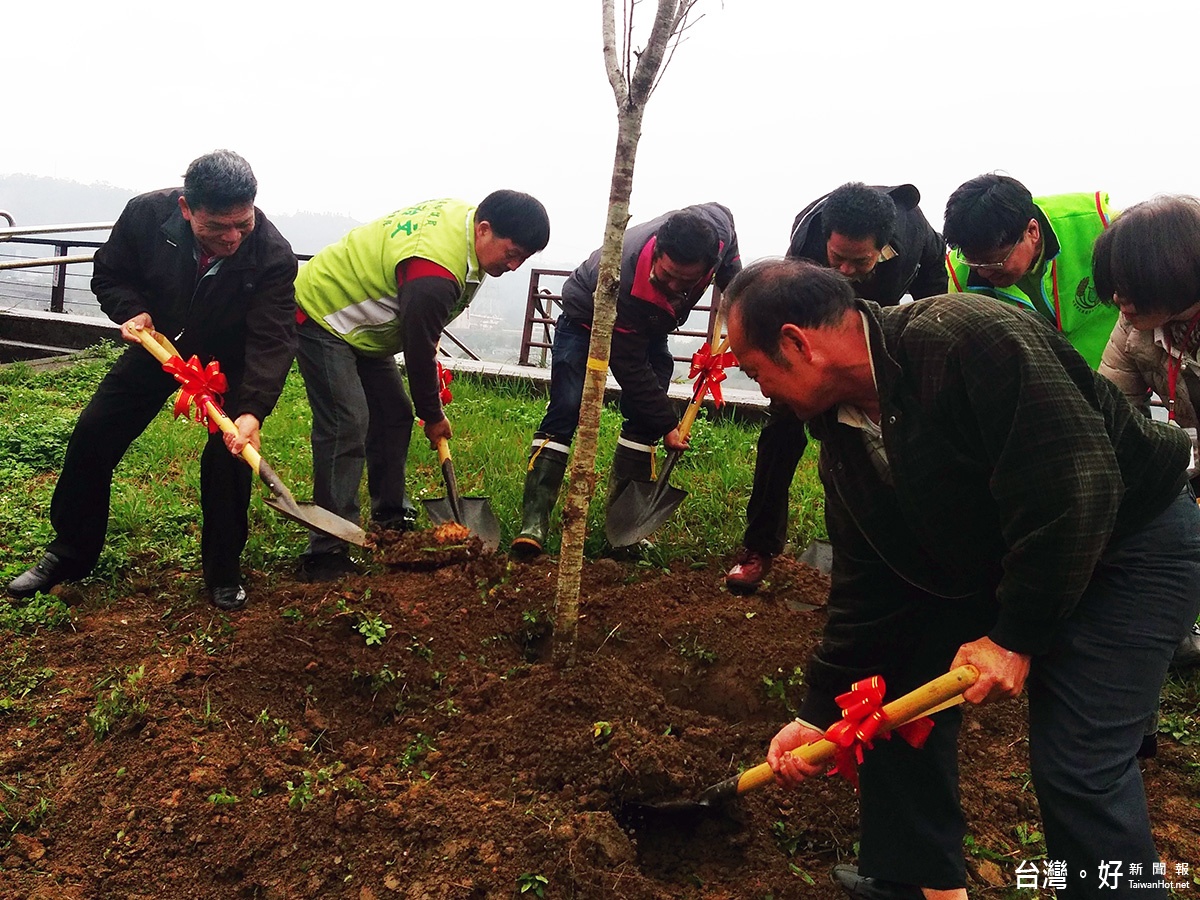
{"left": 137, "top": 329, "right": 368, "bottom": 547}
{"left": 632, "top": 665, "right": 978, "bottom": 819}
{"left": 605, "top": 334, "right": 730, "bottom": 549}
{"left": 421, "top": 437, "right": 501, "bottom": 552}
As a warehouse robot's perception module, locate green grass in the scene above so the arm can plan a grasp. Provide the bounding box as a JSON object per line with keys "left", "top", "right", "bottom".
{"left": 0, "top": 345, "right": 825, "bottom": 580}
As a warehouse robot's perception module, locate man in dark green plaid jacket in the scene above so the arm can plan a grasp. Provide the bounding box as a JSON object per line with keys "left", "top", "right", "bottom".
{"left": 725, "top": 258, "right": 1200, "bottom": 900}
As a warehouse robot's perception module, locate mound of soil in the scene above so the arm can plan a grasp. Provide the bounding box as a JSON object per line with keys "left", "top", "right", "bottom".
{"left": 1, "top": 539, "right": 1196, "bottom": 899}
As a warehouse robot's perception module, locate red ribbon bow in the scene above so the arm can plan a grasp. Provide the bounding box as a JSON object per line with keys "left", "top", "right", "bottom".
{"left": 162, "top": 355, "right": 228, "bottom": 434}
{"left": 823, "top": 675, "right": 935, "bottom": 788}
{"left": 437, "top": 360, "right": 453, "bottom": 407}
{"left": 688, "top": 341, "right": 738, "bottom": 407}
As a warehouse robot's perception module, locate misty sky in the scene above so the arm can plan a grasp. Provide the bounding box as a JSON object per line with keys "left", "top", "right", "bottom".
{"left": 6, "top": 0, "right": 1200, "bottom": 273}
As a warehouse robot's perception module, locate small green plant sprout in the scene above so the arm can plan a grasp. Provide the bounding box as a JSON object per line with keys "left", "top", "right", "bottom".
{"left": 761, "top": 666, "right": 805, "bottom": 718}
{"left": 207, "top": 788, "right": 239, "bottom": 805}
{"left": 87, "top": 665, "right": 149, "bottom": 740}
{"left": 677, "top": 634, "right": 716, "bottom": 665}
{"left": 592, "top": 721, "right": 613, "bottom": 742}
{"left": 398, "top": 733, "right": 436, "bottom": 774}
{"left": 280, "top": 607, "right": 303, "bottom": 623}
{"left": 356, "top": 612, "right": 392, "bottom": 646}
{"left": 286, "top": 776, "right": 315, "bottom": 811}
{"left": 516, "top": 872, "right": 548, "bottom": 898}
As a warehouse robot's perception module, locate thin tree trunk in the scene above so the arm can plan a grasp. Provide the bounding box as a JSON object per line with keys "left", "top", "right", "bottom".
{"left": 552, "top": 0, "right": 696, "bottom": 667}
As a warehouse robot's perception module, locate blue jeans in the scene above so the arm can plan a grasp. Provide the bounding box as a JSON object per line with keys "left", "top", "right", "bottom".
{"left": 536, "top": 315, "right": 673, "bottom": 444}
{"left": 296, "top": 318, "right": 414, "bottom": 555}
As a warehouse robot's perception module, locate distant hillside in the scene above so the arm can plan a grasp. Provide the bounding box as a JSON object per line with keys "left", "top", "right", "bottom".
{"left": 0, "top": 173, "right": 362, "bottom": 255}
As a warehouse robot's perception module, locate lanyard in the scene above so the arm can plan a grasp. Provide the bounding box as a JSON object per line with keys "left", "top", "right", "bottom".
{"left": 1164, "top": 310, "right": 1200, "bottom": 422}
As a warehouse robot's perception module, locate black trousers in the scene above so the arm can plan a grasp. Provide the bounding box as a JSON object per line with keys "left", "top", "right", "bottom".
{"left": 46, "top": 347, "right": 251, "bottom": 589}
{"left": 742, "top": 403, "right": 808, "bottom": 555}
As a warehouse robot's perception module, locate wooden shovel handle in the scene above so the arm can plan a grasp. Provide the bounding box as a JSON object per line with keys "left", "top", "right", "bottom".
{"left": 678, "top": 335, "right": 732, "bottom": 440}
{"left": 735, "top": 664, "right": 979, "bottom": 794}
{"left": 135, "top": 328, "right": 263, "bottom": 472}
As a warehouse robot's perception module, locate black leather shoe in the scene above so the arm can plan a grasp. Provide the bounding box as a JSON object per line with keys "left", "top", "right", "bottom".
{"left": 832, "top": 865, "right": 924, "bottom": 900}
{"left": 210, "top": 585, "right": 247, "bottom": 612}
{"left": 7, "top": 552, "right": 87, "bottom": 600}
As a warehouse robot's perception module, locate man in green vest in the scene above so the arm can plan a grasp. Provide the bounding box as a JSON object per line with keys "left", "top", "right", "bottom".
{"left": 294, "top": 192, "right": 550, "bottom": 581}
{"left": 942, "top": 173, "right": 1116, "bottom": 369}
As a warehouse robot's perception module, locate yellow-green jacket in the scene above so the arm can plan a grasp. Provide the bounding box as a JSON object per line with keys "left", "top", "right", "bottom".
{"left": 296, "top": 198, "right": 483, "bottom": 357}
{"left": 948, "top": 192, "right": 1115, "bottom": 368}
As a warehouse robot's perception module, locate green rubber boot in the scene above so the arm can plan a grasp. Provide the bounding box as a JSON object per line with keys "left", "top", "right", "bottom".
{"left": 605, "top": 435, "right": 656, "bottom": 510}
{"left": 510, "top": 435, "right": 569, "bottom": 559}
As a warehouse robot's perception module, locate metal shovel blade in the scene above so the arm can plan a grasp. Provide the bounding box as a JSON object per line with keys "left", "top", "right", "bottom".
{"left": 422, "top": 496, "right": 501, "bottom": 552}
{"left": 605, "top": 479, "right": 688, "bottom": 548}
{"left": 257, "top": 460, "right": 368, "bottom": 547}
{"left": 265, "top": 496, "right": 369, "bottom": 547}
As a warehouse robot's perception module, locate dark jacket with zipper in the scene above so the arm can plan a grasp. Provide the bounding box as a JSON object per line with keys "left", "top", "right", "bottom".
{"left": 796, "top": 294, "right": 1189, "bottom": 726}
{"left": 91, "top": 188, "right": 298, "bottom": 422}
{"left": 559, "top": 202, "right": 741, "bottom": 437}
{"left": 786, "top": 184, "right": 946, "bottom": 305}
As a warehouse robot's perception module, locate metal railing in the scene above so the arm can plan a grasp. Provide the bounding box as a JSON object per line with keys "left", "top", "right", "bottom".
{"left": 0, "top": 222, "right": 482, "bottom": 360}
{"left": 517, "top": 268, "right": 723, "bottom": 368}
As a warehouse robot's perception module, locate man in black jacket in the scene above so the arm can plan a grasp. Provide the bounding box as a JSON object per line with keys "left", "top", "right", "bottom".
{"left": 511, "top": 204, "right": 740, "bottom": 557}
{"left": 7, "top": 150, "right": 298, "bottom": 611}
{"left": 726, "top": 183, "right": 945, "bottom": 594}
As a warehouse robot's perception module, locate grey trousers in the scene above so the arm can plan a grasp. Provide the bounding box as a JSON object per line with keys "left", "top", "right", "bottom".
{"left": 296, "top": 318, "right": 414, "bottom": 555}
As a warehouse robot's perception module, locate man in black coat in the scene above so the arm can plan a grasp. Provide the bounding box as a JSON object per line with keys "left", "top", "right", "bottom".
{"left": 726, "top": 183, "right": 946, "bottom": 593}
{"left": 7, "top": 150, "right": 298, "bottom": 611}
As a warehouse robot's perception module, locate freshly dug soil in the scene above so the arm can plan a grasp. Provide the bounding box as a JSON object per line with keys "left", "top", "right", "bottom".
{"left": 1, "top": 540, "right": 1196, "bottom": 899}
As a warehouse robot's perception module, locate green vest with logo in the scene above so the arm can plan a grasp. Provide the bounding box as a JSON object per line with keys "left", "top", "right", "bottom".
{"left": 295, "top": 198, "right": 483, "bottom": 357}
{"left": 947, "top": 192, "right": 1115, "bottom": 368}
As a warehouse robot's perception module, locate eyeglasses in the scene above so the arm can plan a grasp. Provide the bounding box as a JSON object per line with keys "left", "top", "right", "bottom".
{"left": 959, "top": 232, "right": 1026, "bottom": 271}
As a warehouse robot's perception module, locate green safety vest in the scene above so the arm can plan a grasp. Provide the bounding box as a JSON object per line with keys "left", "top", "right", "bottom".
{"left": 295, "top": 198, "right": 483, "bottom": 357}
{"left": 947, "top": 192, "right": 1115, "bottom": 368}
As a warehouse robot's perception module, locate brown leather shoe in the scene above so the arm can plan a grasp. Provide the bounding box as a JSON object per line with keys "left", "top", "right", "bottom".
{"left": 724, "top": 548, "right": 773, "bottom": 595}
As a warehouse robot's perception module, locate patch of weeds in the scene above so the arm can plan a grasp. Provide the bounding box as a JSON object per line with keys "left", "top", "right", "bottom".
{"left": 769, "top": 819, "right": 805, "bottom": 857}
{"left": 355, "top": 612, "right": 392, "bottom": 647}
{"left": 516, "top": 873, "right": 548, "bottom": 898}
{"left": 182, "top": 616, "right": 236, "bottom": 656}
{"left": 0, "top": 593, "right": 73, "bottom": 635}
{"left": 280, "top": 607, "right": 303, "bottom": 623}
{"left": 761, "top": 665, "right": 805, "bottom": 717}
{"left": 286, "top": 762, "right": 347, "bottom": 811}
{"left": 408, "top": 635, "right": 435, "bottom": 661}
{"left": 87, "top": 665, "right": 149, "bottom": 741}
{"left": 190, "top": 690, "right": 221, "bottom": 728}
{"left": 207, "top": 788, "right": 240, "bottom": 805}
{"left": 1014, "top": 822, "right": 1045, "bottom": 856}
{"left": 0, "top": 656, "right": 55, "bottom": 712}
{"left": 253, "top": 708, "right": 291, "bottom": 744}
{"left": 0, "top": 781, "right": 54, "bottom": 835}
{"left": 353, "top": 663, "right": 401, "bottom": 695}
{"left": 398, "top": 733, "right": 436, "bottom": 776}
{"left": 677, "top": 634, "right": 717, "bottom": 665}
{"left": 963, "top": 834, "right": 1010, "bottom": 862}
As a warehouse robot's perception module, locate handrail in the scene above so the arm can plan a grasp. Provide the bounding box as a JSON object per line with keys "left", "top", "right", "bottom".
{"left": 0, "top": 222, "right": 113, "bottom": 239}
{"left": 0, "top": 254, "right": 95, "bottom": 271}
{"left": 0, "top": 211, "right": 13, "bottom": 228}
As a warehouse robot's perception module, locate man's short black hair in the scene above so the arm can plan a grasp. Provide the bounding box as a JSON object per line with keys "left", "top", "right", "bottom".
{"left": 822, "top": 182, "right": 897, "bottom": 249}
{"left": 943, "top": 174, "right": 1037, "bottom": 258}
{"left": 655, "top": 210, "right": 719, "bottom": 268}
{"left": 182, "top": 150, "right": 257, "bottom": 213}
{"left": 722, "top": 258, "right": 855, "bottom": 363}
{"left": 476, "top": 190, "right": 550, "bottom": 253}
{"left": 1093, "top": 195, "right": 1200, "bottom": 317}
